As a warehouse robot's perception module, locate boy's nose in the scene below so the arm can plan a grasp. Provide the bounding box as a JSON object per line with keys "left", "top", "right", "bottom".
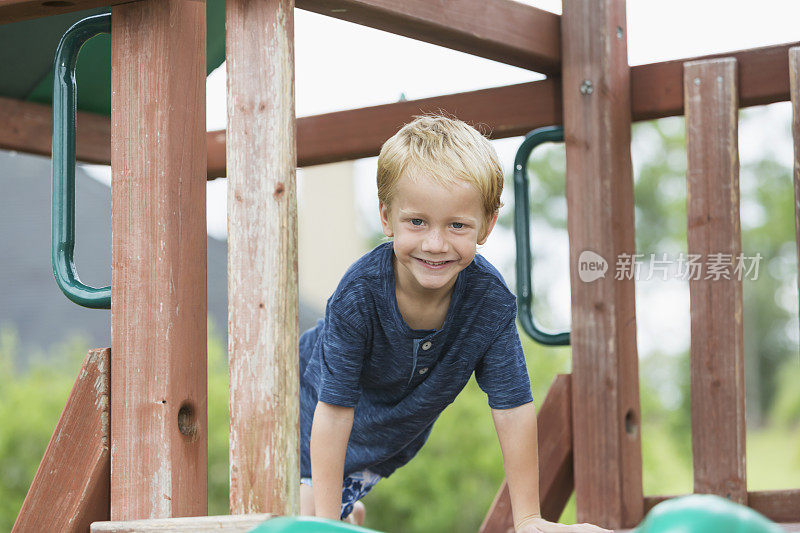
{"left": 421, "top": 230, "right": 449, "bottom": 253}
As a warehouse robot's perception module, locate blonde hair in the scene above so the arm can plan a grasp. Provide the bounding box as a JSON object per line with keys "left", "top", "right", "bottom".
{"left": 377, "top": 114, "right": 503, "bottom": 239}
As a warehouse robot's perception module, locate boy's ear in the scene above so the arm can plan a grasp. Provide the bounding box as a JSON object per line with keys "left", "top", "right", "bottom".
{"left": 478, "top": 210, "right": 499, "bottom": 245}
{"left": 379, "top": 201, "right": 394, "bottom": 237}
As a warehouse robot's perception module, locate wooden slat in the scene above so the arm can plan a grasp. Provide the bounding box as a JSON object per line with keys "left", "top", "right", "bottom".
{"left": 479, "top": 374, "right": 574, "bottom": 533}
{"left": 110, "top": 0, "right": 207, "bottom": 520}
{"left": 226, "top": 0, "right": 299, "bottom": 516}
{"left": 562, "top": 0, "right": 643, "bottom": 528}
{"left": 91, "top": 514, "right": 272, "bottom": 532}
{"left": 0, "top": 0, "right": 129, "bottom": 24}
{"left": 13, "top": 348, "right": 110, "bottom": 533}
{"left": 644, "top": 490, "right": 800, "bottom": 524}
{"left": 684, "top": 57, "right": 747, "bottom": 504}
{"left": 790, "top": 48, "right": 800, "bottom": 347}
{"left": 295, "top": 0, "right": 560, "bottom": 74}
{"left": 0, "top": 96, "right": 110, "bottom": 164}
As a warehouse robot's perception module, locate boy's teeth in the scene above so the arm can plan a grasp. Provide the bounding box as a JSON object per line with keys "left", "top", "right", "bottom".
{"left": 423, "top": 259, "right": 447, "bottom": 265}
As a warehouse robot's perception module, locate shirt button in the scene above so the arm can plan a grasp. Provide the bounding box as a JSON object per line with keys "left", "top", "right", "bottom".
{"left": 421, "top": 341, "right": 432, "bottom": 351}
{"left": 418, "top": 367, "right": 429, "bottom": 375}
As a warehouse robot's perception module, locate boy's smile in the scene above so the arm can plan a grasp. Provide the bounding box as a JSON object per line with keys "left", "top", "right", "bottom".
{"left": 379, "top": 170, "right": 497, "bottom": 301}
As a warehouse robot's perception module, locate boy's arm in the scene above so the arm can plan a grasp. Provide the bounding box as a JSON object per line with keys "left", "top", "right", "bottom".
{"left": 491, "top": 402, "right": 542, "bottom": 528}
{"left": 492, "top": 404, "right": 612, "bottom": 533}
{"left": 310, "top": 400, "right": 354, "bottom": 521}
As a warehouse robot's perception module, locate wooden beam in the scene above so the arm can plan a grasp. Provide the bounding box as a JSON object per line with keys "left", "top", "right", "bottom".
{"left": 684, "top": 58, "right": 747, "bottom": 504}
{"left": 633, "top": 41, "right": 796, "bottom": 121}
{"left": 748, "top": 490, "right": 800, "bottom": 524}
{"left": 110, "top": 0, "right": 207, "bottom": 520}
{"left": 0, "top": 96, "right": 110, "bottom": 165}
{"left": 644, "top": 490, "right": 800, "bottom": 524}
{"left": 206, "top": 78, "right": 561, "bottom": 176}
{"left": 91, "top": 514, "right": 272, "bottom": 532}
{"left": 0, "top": 0, "right": 128, "bottom": 24}
{"left": 562, "top": 0, "right": 643, "bottom": 528}
{"left": 12, "top": 348, "right": 110, "bottom": 533}
{"left": 295, "top": 0, "right": 560, "bottom": 74}
{"left": 206, "top": 41, "right": 797, "bottom": 175}
{"left": 479, "top": 374, "right": 574, "bottom": 533}
{"left": 226, "top": 0, "right": 299, "bottom": 516}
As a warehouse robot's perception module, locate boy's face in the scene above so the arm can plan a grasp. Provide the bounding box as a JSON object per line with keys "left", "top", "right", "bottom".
{"left": 379, "top": 171, "right": 497, "bottom": 295}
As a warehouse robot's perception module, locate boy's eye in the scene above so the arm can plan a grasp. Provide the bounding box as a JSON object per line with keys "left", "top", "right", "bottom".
{"left": 410, "top": 219, "right": 423, "bottom": 226}
{"left": 451, "top": 222, "right": 464, "bottom": 229}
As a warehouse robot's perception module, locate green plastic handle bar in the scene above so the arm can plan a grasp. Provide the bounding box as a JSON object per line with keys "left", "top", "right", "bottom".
{"left": 513, "top": 125, "right": 569, "bottom": 345}
{"left": 52, "top": 14, "right": 111, "bottom": 309}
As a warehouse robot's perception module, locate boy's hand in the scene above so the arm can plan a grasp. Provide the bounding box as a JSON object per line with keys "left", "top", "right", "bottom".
{"left": 516, "top": 516, "right": 613, "bottom": 533}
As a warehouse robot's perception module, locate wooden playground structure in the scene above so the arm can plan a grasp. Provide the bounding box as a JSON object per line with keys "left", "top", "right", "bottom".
{"left": 2, "top": 0, "right": 799, "bottom": 531}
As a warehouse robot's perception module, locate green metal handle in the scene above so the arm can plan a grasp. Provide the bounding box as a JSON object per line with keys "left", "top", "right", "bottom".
{"left": 513, "top": 126, "right": 569, "bottom": 345}
{"left": 52, "top": 14, "right": 111, "bottom": 309}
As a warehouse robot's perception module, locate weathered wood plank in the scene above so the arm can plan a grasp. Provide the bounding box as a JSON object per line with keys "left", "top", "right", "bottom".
{"left": 295, "top": 0, "right": 560, "bottom": 74}
{"left": 561, "top": 0, "right": 643, "bottom": 528}
{"left": 790, "top": 48, "right": 800, "bottom": 351}
{"left": 479, "top": 374, "right": 574, "bottom": 533}
{"left": 91, "top": 514, "right": 272, "bottom": 532}
{"left": 12, "top": 348, "right": 110, "bottom": 533}
{"left": 684, "top": 57, "right": 747, "bottom": 504}
{"left": 110, "top": 0, "right": 207, "bottom": 520}
{"left": 226, "top": 0, "right": 300, "bottom": 516}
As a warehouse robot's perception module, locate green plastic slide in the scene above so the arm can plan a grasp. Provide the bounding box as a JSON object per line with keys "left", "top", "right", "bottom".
{"left": 249, "top": 516, "right": 381, "bottom": 533}
{"left": 635, "top": 494, "right": 783, "bottom": 533}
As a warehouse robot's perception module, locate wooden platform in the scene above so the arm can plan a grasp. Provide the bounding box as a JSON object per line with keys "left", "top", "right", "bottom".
{"left": 91, "top": 514, "right": 272, "bottom": 532}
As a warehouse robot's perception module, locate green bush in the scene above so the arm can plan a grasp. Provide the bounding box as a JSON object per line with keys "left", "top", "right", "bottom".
{"left": 0, "top": 327, "right": 88, "bottom": 532}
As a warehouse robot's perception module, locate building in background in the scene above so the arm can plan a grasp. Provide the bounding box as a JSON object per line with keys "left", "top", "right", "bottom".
{"left": 0, "top": 150, "right": 361, "bottom": 360}
{"left": 298, "top": 161, "right": 369, "bottom": 314}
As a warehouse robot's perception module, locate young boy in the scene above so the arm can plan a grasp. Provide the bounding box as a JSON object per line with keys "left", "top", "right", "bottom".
{"left": 298, "top": 115, "right": 609, "bottom": 533}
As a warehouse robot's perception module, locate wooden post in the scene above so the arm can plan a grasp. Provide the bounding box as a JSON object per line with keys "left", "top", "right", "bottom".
{"left": 790, "top": 47, "right": 800, "bottom": 352}
{"left": 110, "top": 0, "right": 207, "bottom": 520}
{"left": 684, "top": 58, "right": 747, "bottom": 504}
{"left": 13, "top": 348, "right": 110, "bottom": 532}
{"left": 226, "top": 0, "right": 299, "bottom": 515}
{"left": 561, "top": 0, "right": 643, "bottom": 528}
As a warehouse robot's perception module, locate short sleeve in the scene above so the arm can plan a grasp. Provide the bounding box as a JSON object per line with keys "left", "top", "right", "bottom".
{"left": 474, "top": 306, "right": 533, "bottom": 410}
{"left": 317, "top": 285, "right": 369, "bottom": 408}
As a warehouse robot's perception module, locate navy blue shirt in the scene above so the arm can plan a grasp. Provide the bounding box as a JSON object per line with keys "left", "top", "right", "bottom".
{"left": 299, "top": 242, "right": 532, "bottom": 479}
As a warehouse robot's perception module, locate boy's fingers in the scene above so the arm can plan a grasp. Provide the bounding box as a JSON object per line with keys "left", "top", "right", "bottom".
{"left": 581, "top": 525, "right": 612, "bottom": 533}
